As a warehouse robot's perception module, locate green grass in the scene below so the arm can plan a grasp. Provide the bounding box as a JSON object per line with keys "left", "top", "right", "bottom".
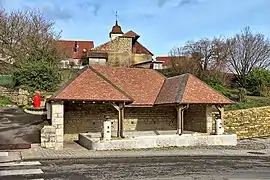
{"left": 225, "top": 96, "right": 270, "bottom": 111}
{"left": 0, "top": 96, "right": 13, "bottom": 106}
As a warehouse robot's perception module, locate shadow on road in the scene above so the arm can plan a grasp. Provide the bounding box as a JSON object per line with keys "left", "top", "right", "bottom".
{"left": 0, "top": 107, "right": 49, "bottom": 145}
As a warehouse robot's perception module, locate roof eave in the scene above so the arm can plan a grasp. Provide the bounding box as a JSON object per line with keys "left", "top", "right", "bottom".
{"left": 47, "top": 98, "right": 133, "bottom": 104}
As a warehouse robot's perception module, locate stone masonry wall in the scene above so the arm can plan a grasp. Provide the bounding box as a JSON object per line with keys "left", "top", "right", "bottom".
{"left": 132, "top": 54, "right": 153, "bottom": 64}
{"left": 64, "top": 103, "right": 177, "bottom": 141}
{"left": 224, "top": 106, "right": 270, "bottom": 139}
{"left": 184, "top": 104, "right": 209, "bottom": 133}
{"left": 64, "top": 103, "right": 118, "bottom": 137}
{"left": 124, "top": 107, "right": 176, "bottom": 131}
{"left": 95, "top": 37, "right": 132, "bottom": 53}
{"left": 94, "top": 37, "right": 133, "bottom": 66}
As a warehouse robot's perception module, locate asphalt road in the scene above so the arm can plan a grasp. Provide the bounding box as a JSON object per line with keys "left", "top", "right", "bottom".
{"left": 0, "top": 107, "right": 49, "bottom": 145}
{"left": 1, "top": 156, "right": 270, "bottom": 180}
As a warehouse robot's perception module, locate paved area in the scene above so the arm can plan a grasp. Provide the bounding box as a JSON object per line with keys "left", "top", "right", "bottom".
{"left": 20, "top": 137, "right": 270, "bottom": 160}
{"left": 0, "top": 107, "right": 49, "bottom": 145}
{"left": 1, "top": 156, "right": 270, "bottom": 179}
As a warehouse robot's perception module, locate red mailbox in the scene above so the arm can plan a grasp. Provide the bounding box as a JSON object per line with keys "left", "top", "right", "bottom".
{"left": 33, "top": 93, "right": 41, "bottom": 108}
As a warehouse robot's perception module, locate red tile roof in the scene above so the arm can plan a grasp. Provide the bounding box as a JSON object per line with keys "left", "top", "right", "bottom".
{"left": 181, "top": 74, "right": 233, "bottom": 104}
{"left": 93, "top": 31, "right": 153, "bottom": 56}
{"left": 93, "top": 41, "right": 110, "bottom": 51}
{"left": 50, "top": 66, "right": 232, "bottom": 106}
{"left": 156, "top": 56, "right": 187, "bottom": 66}
{"left": 155, "top": 74, "right": 233, "bottom": 105}
{"left": 50, "top": 67, "right": 132, "bottom": 102}
{"left": 132, "top": 41, "right": 153, "bottom": 56}
{"left": 156, "top": 56, "right": 169, "bottom": 66}
{"left": 155, "top": 75, "right": 187, "bottom": 105}
{"left": 57, "top": 40, "right": 94, "bottom": 59}
{"left": 110, "top": 21, "right": 124, "bottom": 35}
{"left": 91, "top": 65, "right": 164, "bottom": 106}
{"left": 123, "top": 31, "right": 140, "bottom": 38}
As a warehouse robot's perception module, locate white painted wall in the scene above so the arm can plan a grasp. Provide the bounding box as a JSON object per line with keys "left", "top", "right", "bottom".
{"left": 110, "top": 34, "right": 122, "bottom": 40}
{"left": 89, "top": 58, "right": 107, "bottom": 65}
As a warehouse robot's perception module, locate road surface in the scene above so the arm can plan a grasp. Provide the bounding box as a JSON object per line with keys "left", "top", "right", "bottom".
{"left": 0, "top": 107, "right": 48, "bottom": 146}
{"left": 0, "top": 156, "right": 269, "bottom": 179}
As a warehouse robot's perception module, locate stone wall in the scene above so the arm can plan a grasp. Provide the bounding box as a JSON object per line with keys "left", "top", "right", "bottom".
{"left": 98, "top": 37, "right": 132, "bottom": 53}
{"left": 41, "top": 125, "right": 56, "bottom": 149}
{"left": 41, "top": 101, "right": 64, "bottom": 150}
{"left": 224, "top": 106, "right": 270, "bottom": 139}
{"left": 0, "top": 86, "right": 29, "bottom": 106}
{"left": 107, "top": 51, "right": 133, "bottom": 67}
{"left": 124, "top": 107, "right": 176, "bottom": 131}
{"left": 94, "top": 37, "right": 133, "bottom": 66}
{"left": 64, "top": 103, "right": 177, "bottom": 141}
{"left": 132, "top": 54, "right": 153, "bottom": 64}
{"left": 184, "top": 104, "right": 212, "bottom": 133}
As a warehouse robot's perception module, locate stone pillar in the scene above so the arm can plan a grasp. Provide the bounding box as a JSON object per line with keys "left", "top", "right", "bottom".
{"left": 176, "top": 105, "right": 183, "bottom": 135}
{"left": 51, "top": 101, "right": 64, "bottom": 150}
{"left": 206, "top": 105, "right": 213, "bottom": 134}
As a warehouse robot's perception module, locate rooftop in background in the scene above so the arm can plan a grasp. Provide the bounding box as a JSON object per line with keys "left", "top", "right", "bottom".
{"left": 57, "top": 40, "right": 94, "bottom": 59}
{"left": 156, "top": 56, "right": 170, "bottom": 66}
{"left": 156, "top": 56, "right": 188, "bottom": 66}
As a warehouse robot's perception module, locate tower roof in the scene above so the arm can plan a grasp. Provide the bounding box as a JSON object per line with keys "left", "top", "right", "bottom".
{"left": 110, "top": 21, "right": 124, "bottom": 35}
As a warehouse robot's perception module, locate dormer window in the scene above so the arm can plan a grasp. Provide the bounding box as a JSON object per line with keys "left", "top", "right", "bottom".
{"left": 73, "top": 41, "right": 79, "bottom": 52}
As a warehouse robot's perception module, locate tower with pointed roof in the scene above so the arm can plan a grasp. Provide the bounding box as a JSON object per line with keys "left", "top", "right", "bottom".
{"left": 109, "top": 12, "right": 124, "bottom": 40}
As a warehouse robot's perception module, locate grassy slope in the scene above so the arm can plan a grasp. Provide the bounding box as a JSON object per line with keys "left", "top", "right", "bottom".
{"left": 225, "top": 96, "right": 270, "bottom": 111}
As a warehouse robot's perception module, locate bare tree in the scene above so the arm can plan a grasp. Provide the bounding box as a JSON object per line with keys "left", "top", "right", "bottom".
{"left": 168, "top": 47, "right": 200, "bottom": 76}
{"left": 0, "top": 9, "right": 64, "bottom": 70}
{"left": 227, "top": 27, "right": 270, "bottom": 87}
{"left": 169, "top": 37, "right": 229, "bottom": 79}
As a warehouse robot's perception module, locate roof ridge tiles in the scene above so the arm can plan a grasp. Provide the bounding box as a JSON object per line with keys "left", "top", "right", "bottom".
{"left": 175, "top": 74, "right": 189, "bottom": 104}
{"left": 89, "top": 65, "right": 134, "bottom": 102}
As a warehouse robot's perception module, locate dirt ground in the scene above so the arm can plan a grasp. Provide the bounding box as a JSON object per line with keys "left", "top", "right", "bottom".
{"left": 0, "top": 107, "right": 49, "bottom": 144}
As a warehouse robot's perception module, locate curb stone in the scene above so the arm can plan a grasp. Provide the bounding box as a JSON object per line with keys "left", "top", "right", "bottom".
{"left": 23, "top": 108, "right": 46, "bottom": 115}
{"left": 21, "top": 149, "right": 270, "bottom": 161}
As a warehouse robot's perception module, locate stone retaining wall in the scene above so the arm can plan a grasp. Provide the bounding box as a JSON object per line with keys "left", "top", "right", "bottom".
{"left": 224, "top": 106, "right": 270, "bottom": 139}
{"left": 0, "top": 86, "right": 30, "bottom": 106}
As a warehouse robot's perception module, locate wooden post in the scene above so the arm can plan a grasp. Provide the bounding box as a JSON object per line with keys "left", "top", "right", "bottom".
{"left": 216, "top": 106, "right": 224, "bottom": 122}
{"left": 119, "top": 102, "right": 125, "bottom": 138}
{"left": 111, "top": 102, "right": 125, "bottom": 138}
{"left": 176, "top": 105, "right": 183, "bottom": 135}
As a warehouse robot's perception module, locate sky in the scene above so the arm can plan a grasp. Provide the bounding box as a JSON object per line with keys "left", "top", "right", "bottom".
{"left": 1, "top": 0, "right": 270, "bottom": 56}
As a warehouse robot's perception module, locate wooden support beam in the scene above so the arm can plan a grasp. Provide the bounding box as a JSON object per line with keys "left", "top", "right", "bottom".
{"left": 176, "top": 105, "right": 183, "bottom": 135}
{"left": 119, "top": 103, "right": 125, "bottom": 138}
{"left": 111, "top": 103, "right": 125, "bottom": 138}
{"left": 215, "top": 105, "right": 224, "bottom": 121}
